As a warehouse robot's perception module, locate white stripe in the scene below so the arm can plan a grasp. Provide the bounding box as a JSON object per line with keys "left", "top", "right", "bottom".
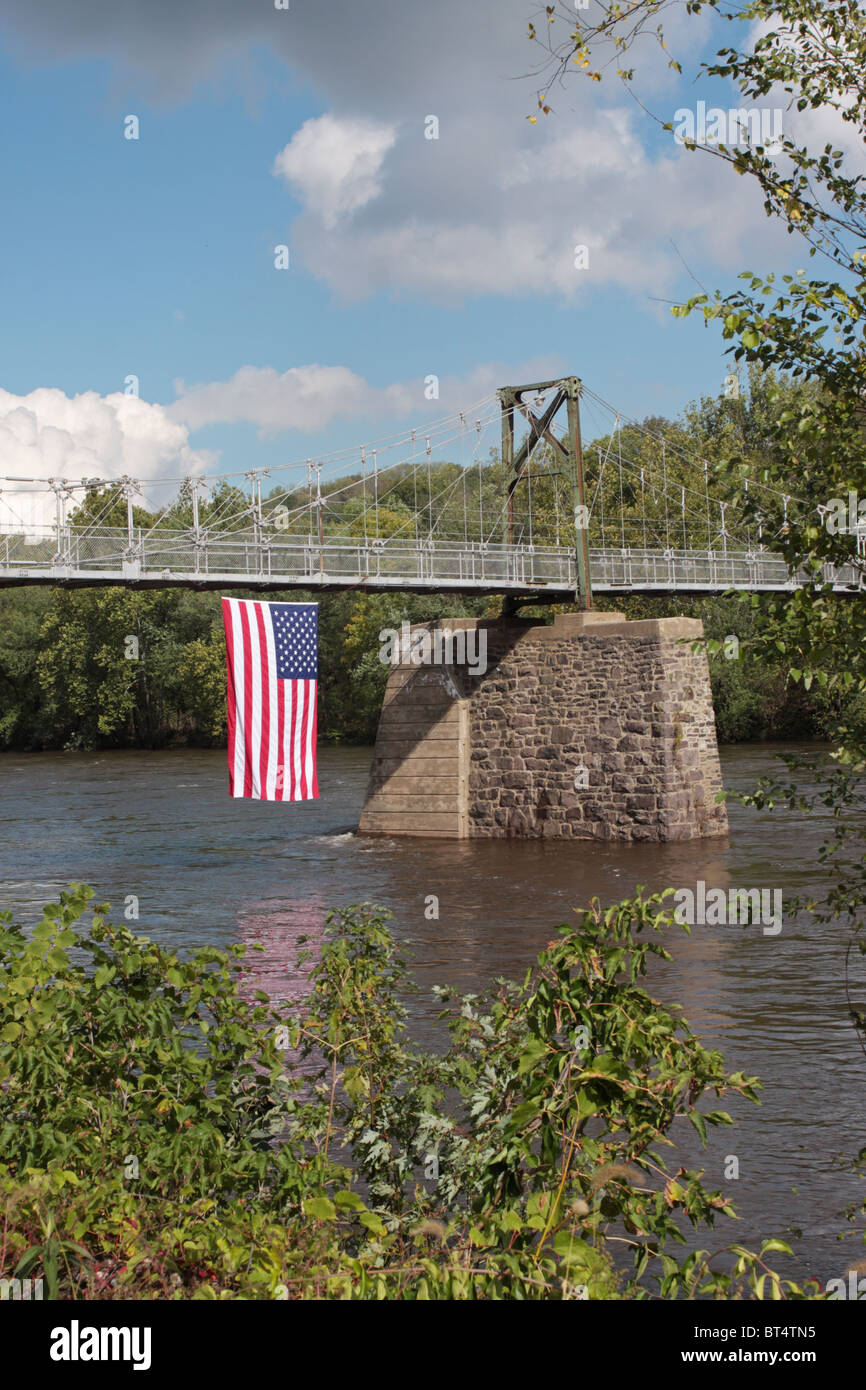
{"left": 260, "top": 602, "right": 279, "bottom": 800}
{"left": 247, "top": 604, "right": 263, "bottom": 799}
{"left": 229, "top": 599, "right": 247, "bottom": 798}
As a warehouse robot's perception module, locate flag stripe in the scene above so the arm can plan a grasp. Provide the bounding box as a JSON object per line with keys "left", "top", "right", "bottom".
{"left": 254, "top": 602, "right": 271, "bottom": 801}
{"left": 222, "top": 599, "right": 238, "bottom": 796}
{"left": 247, "top": 605, "right": 262, "bottom": 798}
{"left": 276, "top": 655, "right": 287, "bottom": 801}
{"left": 288, "top": 660, "right": 299, "bottom": 798}
{"left": 230, "top": 600, "right": 247, "bottom": 797}
{"left": 299, "top": 679, "right": 309, "bottom": 801}
{"left": 261, "top": 603, "right": 279, "bottom": 800}
{"left": 307, "top": 681, "right": 316, "bottom": 795}
{"left": 239, "top": 602, "right": 254, "bottom": 798}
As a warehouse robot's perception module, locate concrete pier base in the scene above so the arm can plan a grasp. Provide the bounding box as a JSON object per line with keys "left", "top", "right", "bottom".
{"left": 358, "top": 612, "right": 728, "bottom": 841}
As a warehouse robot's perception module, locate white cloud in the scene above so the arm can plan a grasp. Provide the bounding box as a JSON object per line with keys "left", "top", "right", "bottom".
{"left": 0, "top": 387, "right": 213, "bottom": 531}
{"left": 273, "top": 115, "right": 396, "bottom": 229}
{"left": 170, "top": 357, "right": 563, "bottom": 436}
{"left": 279, "top": 107, "right": 779, "bottom": 303}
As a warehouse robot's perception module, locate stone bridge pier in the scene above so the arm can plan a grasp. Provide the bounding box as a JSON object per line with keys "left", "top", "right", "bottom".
{"left": 357, "top": 611, "right": 728, "bottom": 841}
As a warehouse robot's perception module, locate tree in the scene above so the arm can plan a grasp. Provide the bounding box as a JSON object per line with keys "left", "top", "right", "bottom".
{"left": 0, "top": 589, "right": 53, "bottom": 748}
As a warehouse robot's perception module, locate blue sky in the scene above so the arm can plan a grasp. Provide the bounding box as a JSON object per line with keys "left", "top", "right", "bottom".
{"left": 0, "top": 0, "right": 814, "bottom": 511}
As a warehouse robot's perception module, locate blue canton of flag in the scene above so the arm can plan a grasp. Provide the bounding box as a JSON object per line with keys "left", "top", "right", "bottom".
{"left": 271, "top": 603, "right": 318, "bottom": 680}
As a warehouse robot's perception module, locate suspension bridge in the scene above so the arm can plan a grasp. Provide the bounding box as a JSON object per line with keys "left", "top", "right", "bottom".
{"left": 0, "top": 377, "right": 862, "bottom": 602}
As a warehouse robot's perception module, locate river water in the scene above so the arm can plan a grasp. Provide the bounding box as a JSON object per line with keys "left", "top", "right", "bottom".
{"left": 2, "top": 742, "right": 865, "bottom": 1288}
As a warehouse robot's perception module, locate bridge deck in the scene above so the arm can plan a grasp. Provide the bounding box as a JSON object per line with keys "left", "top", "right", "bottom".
{"left": 0, "top": 530, "right": 861, "bottom": 594}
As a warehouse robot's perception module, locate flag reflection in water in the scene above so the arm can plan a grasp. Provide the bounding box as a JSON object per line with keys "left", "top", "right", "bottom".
{"left": 235, "top": 896, "right": 327, "bottom": 1007}
{"left": 236, "top": 897, "right": 329, "bottom": 1084}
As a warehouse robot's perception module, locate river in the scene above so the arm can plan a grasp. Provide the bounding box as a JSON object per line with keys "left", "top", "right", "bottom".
{"left": 2, "top": 741, "right": 864, "bottom": 1288}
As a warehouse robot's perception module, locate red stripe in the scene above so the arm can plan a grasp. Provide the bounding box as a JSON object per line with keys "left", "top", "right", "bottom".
{"left": 238, "top": 602, "right": 254, "bottom": 798}
{"left": 310, "top": 682, "right": 319, "bottom": 798}
{"left": 298, "top": 680, "right": 309, "bottom": 801}
{"left": 254, "top": 602, "right": 270, "bottom": 798}
{"left": 276, "top": 665, "right": 287, "bottom": 801}
{"left": 287, "top": 666, "right": 298, "bottom": 800}
{"left": 221, "top": 599, "right": 237, "bottom": 796}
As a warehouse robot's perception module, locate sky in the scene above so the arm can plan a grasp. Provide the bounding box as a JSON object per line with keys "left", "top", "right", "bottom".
{"left": 0, "top": 0, "right": 838, "bottom": 517}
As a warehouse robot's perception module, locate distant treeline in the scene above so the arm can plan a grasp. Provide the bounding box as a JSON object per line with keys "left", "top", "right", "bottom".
{"left": 0, "top": 584, "right": 861, "bottom": 751}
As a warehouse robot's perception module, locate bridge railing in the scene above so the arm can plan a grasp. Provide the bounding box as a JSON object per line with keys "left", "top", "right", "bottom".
{"left": 0, "top": 526, "right": 580, "bottom": 587}
{"left": 0, "top": 526, "right": 863, "bottom": 592}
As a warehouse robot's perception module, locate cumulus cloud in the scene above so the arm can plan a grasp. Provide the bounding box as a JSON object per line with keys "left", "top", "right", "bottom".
{"left": 170, "top": 357, "right": 563, "bottom": 436}
{"left": 278, "top": 104, "right": 782, "bottom": 302}
{"left": 0, "top": 387, "right": 213, "bottom": 531}
{"left": 273, "top": 115, "right": 396, "bottom": 229}
{"left": 172, "top": 364, "right": 408, "bottom": 435}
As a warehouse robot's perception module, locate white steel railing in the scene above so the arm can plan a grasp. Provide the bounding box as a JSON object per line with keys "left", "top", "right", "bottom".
{"left": 0, "top": 527, "right": 863, "bottom": 593}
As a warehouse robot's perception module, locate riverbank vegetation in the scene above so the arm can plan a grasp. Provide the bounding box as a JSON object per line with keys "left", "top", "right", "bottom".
{"left": 0, "top": 884, "right": 818, "bottom": 1299}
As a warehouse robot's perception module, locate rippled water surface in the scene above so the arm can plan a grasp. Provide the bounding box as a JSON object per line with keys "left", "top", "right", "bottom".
{"left": 2, "top": 742, "right": 865, "bottom": 1285}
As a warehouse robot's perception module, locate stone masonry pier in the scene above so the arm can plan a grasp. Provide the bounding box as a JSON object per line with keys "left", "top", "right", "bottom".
{"left": 357, "top": 611, "right": 728, "bottom": 841}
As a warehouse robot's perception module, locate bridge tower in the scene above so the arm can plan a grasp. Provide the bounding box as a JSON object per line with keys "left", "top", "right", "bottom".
{"left": 498, "top": 377, "right": 592, "bottom": 609}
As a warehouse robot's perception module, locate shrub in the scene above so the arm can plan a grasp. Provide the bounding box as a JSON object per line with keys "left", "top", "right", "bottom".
{"left": 0, "top": 885, "right": 819, "bottom": 1299}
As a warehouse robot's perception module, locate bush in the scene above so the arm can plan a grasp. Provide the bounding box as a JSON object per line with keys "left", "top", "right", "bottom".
{"left": 0, "top": 885, "right": 819, "bottom": 1299}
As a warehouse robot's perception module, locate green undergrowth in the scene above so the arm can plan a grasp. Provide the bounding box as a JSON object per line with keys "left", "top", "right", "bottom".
{"left": 0, "top": 884, "right": 820, "bottom": 1300}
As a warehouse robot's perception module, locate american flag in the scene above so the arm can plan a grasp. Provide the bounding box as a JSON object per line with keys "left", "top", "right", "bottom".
{"left": 221, "top": 598, "right": 319, "bottom": 801}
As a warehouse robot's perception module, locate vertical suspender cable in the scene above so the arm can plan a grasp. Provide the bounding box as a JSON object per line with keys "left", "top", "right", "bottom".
{"left": 597, "top": 446, "right": 605, "bottom": 555}
{"left": 461, "top": 412, "right": 468, "bottom": 544}
{"left": 426, "top": 436, "right": 432, "bottom": 542}
{"left": 478, "top": 420, "right": 483, "bottom": 544}
{"left": 617, "top": 417, "right": 625, "bottom": 549}
{"left": 411, "top": 429, "right": 418, "bottom": 539}
{"left": 662, "top": 439, "right": 671, "bottom": 551}
{"left": 640, "top": 467, "right": 647, "bottom": 549}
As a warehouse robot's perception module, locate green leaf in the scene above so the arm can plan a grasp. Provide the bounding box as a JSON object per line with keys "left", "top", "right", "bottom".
{"left": 359, "top": 1211, "right": 387, "bottom": 1237}
{"left": 689, "top": 1110, "right": 708, "bottom": 1144}
{"left": 304, "top": 1196, "right": 337, "bottom": 1222}
{"left": 517, "top": 1038, "right": 547, "bottom": 1075}
{"left": 332, "top": 1190, "right": 363, "bottom": 1210}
